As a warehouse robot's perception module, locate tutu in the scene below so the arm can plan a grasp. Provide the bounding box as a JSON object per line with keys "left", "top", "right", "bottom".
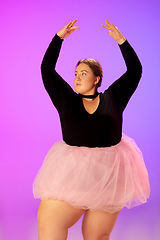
{"left": 33, "top": 134, "right": 150, "bottom": 213}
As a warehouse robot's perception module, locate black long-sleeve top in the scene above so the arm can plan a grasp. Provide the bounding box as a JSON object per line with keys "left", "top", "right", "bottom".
{"left": 41, "top": 34, "right": 142, "bottom": 148}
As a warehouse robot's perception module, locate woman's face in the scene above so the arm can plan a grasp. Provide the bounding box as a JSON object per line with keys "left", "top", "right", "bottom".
{"left": 74, "top": 63, "right": 99, "bottom": 95}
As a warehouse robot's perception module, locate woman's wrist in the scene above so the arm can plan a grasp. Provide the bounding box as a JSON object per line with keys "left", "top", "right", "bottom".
{"left": 118, "top": 37, "right": 126, "bottom": 45}
{"left": 57, "top": 32, "right": 64, "bottom": 39}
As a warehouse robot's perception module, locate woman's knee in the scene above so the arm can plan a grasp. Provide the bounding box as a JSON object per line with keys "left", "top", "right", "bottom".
{"left": 37, "top": 201, "right": 53, "bottom": 228}
{"left": 83, "top": 231, "right": 110, "bottom": 240}
{"left": 37, "top": 199, "right": 84, "bottom": 240}
{"left": 37, "top": 200, "right": 68, "bottom": 240}
{"left": 82, "top": 209, "right": 120, "bottom": 240}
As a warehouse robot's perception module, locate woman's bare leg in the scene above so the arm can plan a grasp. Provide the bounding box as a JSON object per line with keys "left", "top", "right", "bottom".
{"left": 82, "top": 209, "right": 121, "bottom": 240}
{"left": 38, "top": 199, "right": 85, "bottom": 240}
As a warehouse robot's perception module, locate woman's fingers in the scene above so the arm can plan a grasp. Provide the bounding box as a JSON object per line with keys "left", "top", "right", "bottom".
{"left": 102, "top": 19, "right": 116, "bottom": 31}
{"left": 105, "top": 19, "right": 111, "bottom": 27}
{"left": 57, "top": 19, "right": 80, "bottom": 39}
{"left": 66, "top": 22, "right": 72, "bottom": 29}
{"left": 102, "top": 19, "right": 126, "bottom": 44}
{"left": 70, "top": 26, "right": 80, "bottom": 30}
{"left": 102, "top": 19, "right": 110, "bottom": 28}
{"left": 66, "top": 19, "right": 80, "bottom": 33}
{"left": 71, "top": 19, "right": 78, "bottom": 26}
{"left": 67, "top": 19, "right": 79, "bottom": 29}
{"left": 102, "top": 25, "right": 109, "bottom": 29}
{"left": 66, "top": 20, "right": 80, "bottom": 35}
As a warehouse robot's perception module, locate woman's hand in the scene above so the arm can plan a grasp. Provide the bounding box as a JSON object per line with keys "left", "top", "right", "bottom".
{"left": 57, "top": 19, "right": 80, "bottom": 39}
{"left": 102, "top": 19, "right": 126, "bottom": 45}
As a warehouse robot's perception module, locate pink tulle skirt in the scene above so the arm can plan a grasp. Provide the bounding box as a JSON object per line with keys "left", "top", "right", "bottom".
{"left": 33, "top": 134, "right": 150, "bottom": 213}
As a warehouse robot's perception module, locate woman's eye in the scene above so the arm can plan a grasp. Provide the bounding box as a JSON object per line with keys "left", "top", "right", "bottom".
{"left": 75, "top": 73, "right": 78, "bottom": 76}
{"left": 82, "top": 73, "right": 86, "bottom": 76}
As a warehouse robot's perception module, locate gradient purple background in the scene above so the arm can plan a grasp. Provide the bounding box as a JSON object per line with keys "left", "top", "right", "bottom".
{"left": 0, "top": 0, "right": 160, "bottom": 239}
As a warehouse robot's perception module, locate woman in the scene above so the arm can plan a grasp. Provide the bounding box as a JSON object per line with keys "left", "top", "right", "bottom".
{"left": 33, "top": 19, "right": 150, "bottom": 240}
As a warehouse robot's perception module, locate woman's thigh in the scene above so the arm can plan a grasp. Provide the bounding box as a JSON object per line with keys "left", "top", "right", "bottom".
{"left": 82, "top": 209, "right": 121, "bottom": 240}
{"left": 38, "top": 199, "right": 85, "bottom": 240}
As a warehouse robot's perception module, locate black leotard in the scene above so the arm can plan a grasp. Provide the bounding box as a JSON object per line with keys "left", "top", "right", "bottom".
{"left": 41, "top": 34, "right": 142, "bottom": 147}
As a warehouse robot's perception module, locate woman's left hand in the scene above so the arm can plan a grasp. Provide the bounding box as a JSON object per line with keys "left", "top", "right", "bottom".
{"left": 102, "top": 19, "right": 126, "bottom": 45}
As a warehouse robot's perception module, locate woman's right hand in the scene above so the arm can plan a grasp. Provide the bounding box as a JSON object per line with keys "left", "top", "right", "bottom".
{"left": 57, "top": 19, "right": 80, "bottom": 39}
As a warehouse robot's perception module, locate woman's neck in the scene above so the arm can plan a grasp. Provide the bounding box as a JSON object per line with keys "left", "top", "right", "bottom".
{"left": 79, "top": 91, "right": 99, "bottom": 99}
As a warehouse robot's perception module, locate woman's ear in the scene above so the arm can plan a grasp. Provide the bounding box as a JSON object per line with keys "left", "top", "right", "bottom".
{"left": 94, "top": 76, "right": 100, "bottom": 85}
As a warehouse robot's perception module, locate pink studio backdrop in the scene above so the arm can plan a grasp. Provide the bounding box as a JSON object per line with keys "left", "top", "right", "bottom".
{"left": 0, "top": 0, "right": 160, "bottom": 239}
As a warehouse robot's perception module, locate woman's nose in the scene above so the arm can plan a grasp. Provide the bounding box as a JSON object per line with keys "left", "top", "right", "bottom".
{"left": 76, "top": 75, "right": 81, "bottom": 81}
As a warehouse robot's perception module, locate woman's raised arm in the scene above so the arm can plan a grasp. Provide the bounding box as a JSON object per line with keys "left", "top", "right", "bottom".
{"left": 102, "top": 19, "right": 142, "bottom": 111}
{"left": 41, "top": 20, "right": 80, "bottom": 111}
